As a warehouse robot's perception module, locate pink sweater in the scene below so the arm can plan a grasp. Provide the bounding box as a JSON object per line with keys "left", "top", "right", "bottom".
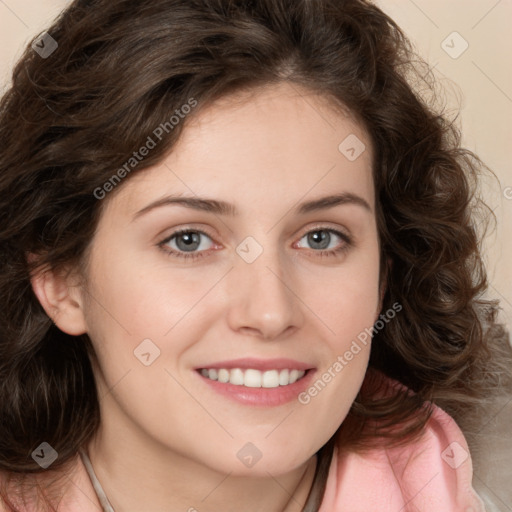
{"left": 319, "top": 371, "right": 485, "bottom": 511}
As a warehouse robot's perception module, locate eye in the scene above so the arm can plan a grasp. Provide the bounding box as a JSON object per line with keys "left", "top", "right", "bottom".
{"left": 295, "top": 228, "right": 352, "bottom": 257}
{"left": 158, "top": 226, "right": 352, "bottom": 262}
{"left": 158, "top": 229, "right": 216, "bottom": 260}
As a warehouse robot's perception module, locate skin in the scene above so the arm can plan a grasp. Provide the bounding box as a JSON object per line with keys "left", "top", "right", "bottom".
{"left": 32, "top": 82, "right": 383, "bottom": 512}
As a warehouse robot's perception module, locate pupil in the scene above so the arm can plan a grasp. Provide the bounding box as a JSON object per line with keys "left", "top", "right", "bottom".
{"left": 177, "top": 232, "right": 200, "bottom": 251}
{"left": 309, "top": 230, "right": 329, "bottom": 249}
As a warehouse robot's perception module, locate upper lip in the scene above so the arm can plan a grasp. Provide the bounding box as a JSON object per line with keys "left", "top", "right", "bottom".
{"left": 196, "top": 357, "right": 313, "bottom": 372}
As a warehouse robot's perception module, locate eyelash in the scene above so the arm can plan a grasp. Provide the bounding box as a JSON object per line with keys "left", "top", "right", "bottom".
{"left": 157, "top": 227, "right": 353, "bottom": 261}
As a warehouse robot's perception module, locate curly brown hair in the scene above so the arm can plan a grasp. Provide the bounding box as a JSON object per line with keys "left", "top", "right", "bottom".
{"left": 1, "top": 0, "right": 511, "bottom": 510}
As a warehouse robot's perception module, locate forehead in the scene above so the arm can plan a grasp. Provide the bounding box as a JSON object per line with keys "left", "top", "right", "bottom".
{"left": 110, "top": 82, "right": 375, "bottom": 217}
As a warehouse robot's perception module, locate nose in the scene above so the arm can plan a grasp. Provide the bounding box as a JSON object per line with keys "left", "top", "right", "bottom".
{"left": 226, "top": 243, "right": 304, "bottom": 340}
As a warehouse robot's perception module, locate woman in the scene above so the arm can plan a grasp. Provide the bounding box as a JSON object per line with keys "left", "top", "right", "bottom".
{"left": 1, "top": 0, "right": 511, "bottom": 510}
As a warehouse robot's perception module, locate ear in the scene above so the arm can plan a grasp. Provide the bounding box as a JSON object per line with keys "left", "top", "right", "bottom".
{"left": 28, "top": 256, "right": 87, "bottom": 336}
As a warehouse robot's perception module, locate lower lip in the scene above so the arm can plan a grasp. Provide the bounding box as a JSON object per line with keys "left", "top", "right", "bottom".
{"left": 196, "top": 370, "right": 316, "bottom": 407}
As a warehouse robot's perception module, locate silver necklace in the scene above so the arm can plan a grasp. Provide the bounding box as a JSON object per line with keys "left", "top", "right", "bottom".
{"left": 79, "top": 448, "right": 116, "bottom": 512}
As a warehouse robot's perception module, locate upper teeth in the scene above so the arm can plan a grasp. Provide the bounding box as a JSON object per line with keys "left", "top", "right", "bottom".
{"left": 200, "top": 368, "right": 306, "bottom": 388}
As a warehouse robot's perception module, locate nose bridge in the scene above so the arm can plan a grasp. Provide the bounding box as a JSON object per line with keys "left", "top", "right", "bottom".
{"left": 227, "top": 235, "right": 301, "bottom": 338}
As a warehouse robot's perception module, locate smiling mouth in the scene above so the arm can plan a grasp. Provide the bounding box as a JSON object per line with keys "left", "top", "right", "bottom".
{"left": 198, "top": 368, "right": 308, "bottom": 388}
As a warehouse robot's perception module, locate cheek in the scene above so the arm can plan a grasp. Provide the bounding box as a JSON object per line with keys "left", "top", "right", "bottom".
{"left": 305, "top": 247, "right": 381, "bottom": 349}
{"left": 80, "top": 256, "right": 214, "bottom": 443}
{"left": 84, "top": 252, "right": 208, "bottom": 343}
{"left": 292, "top": 279, "right": 378, "bottom": 455}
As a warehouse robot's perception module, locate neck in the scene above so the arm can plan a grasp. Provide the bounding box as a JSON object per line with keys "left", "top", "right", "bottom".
{"left": 86, "top": 418, "right": 318, "bottom": 512}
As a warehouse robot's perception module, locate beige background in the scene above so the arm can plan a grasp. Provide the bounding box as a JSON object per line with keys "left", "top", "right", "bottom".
{"left": 1, "top": 1, "right": 511, "bottom": 510}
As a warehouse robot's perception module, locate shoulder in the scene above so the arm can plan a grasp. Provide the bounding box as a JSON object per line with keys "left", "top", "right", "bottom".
{"left": 56, "top": 451, "right": 102, "bottom": 512}
{"left": 0, "top": 470, "right": 23, "bottom": 512}
{"left": 0, "top": 453, "right": 101, "bottom": 512}
{"left": 319, "top": 371, "right": 486, "bottom": 512}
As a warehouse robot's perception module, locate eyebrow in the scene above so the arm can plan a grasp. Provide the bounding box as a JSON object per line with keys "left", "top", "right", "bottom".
{"left": 132, "top": 192, "right": 372, "bottom": 221}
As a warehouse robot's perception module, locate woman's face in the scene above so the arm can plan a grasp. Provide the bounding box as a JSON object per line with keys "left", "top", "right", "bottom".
{"left": 77, "top": 82, "right": 381, "bottom": 475}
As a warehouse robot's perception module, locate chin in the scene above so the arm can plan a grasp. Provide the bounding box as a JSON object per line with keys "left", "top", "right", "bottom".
{"left": 209, "top": 445, "right": 316, "bottom": 477}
